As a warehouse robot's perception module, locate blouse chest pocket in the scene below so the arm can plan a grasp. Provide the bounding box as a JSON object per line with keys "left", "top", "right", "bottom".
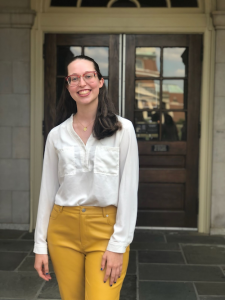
{"left": 94, "top": 146, "right": 119, "bottom": 176}
{"left": 57, "top": 146, "right": 76, "bottom": 177}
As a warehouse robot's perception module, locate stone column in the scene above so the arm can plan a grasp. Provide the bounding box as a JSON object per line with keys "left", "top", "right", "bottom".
{"left": 211, "top": 0, "right": 225, "bottom": 234}
{"left": 0, "top": 0, "right": 35, "bottom": 229}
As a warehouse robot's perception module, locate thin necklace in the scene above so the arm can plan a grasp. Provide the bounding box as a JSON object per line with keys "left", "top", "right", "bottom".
{"left": 74, "top": 116, "right": 94, "bottom": 132}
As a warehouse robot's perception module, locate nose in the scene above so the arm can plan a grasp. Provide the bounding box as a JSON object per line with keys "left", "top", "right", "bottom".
{"left": 78, "top": 76, "right": 86, "bottom": 87}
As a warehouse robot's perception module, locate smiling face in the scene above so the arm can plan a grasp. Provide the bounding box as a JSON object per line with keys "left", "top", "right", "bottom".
{"left": 66, "top": 59, "right": 104, "bottom": 107}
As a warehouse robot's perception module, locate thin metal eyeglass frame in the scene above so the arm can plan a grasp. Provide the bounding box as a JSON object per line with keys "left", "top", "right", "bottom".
{"left": 65, "top": 71, "right": 99, "bottom": 86}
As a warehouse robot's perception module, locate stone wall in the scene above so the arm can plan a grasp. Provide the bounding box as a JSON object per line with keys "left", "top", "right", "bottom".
{"left": 0, "top": 0, "right": 35, "bottom": 229}
{"left": 211, "top": 0, "right": 225, "bottom": 234}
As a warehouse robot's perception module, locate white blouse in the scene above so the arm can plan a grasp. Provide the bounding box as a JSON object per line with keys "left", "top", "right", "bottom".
{"left": 33, "top": 113, "right": 139, "bottom": 254}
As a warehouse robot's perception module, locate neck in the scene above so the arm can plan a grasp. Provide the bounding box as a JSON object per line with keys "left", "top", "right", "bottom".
{"left": 75, "top": 99, "right": 98, "bottom": 123}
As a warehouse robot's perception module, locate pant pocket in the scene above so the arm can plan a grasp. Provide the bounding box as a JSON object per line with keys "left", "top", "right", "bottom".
{"left": 106, "top": 213, "right": 117, "bottom": 226}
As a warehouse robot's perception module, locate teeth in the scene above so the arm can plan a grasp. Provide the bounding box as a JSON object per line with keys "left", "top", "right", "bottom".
{"left": 78, "top": 90, "right": 90, "bottom": 95}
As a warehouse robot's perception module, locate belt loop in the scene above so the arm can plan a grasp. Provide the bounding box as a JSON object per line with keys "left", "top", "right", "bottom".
{"left": 59, "top": 206, "right": 63, "bottom": 212}
{"left": 102, "top": 207, "right": 106, "bottom": 217}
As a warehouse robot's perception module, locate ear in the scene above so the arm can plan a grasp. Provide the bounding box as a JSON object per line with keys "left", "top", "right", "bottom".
{"left": 99, "top": 77, "right": 104, "bottom": 88}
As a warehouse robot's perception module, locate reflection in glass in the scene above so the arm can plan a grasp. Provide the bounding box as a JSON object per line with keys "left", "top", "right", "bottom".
{"left": 161, "top": 111, "right": 186, "bottom": 141}
{"left": 162, "top": 80, "right": 184, "bottom": 110}
{"left": 134, "top": 110, "right": 159, "bottom": 141}
{"left": 136, "top": 47, "right": 160, "bottom": 77}
{"left": 84, "top": 47, "right": 109, "bottom": 76}
{"left": 104, "top": 79, "right": 108, "bottom": 90}
{"left": 163, "top": 47, "right": 187, "bottom": 77}
{"left": 70, "top": 46, "right": 82, "bottom": 56}
{"left": 57, "top": 46, "right": 81, "bottom": 75}
{"left": 135, "top": 80, "right": 160, "bottom": 109}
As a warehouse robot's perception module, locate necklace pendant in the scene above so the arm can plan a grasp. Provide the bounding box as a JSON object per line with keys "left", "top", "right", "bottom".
{"left": 83, "top": 127, "right": 87, "bottom": 132}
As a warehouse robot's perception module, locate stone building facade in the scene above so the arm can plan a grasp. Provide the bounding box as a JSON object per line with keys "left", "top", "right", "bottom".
{"left": 0, "top": 0, "right": 225, "bottom": 234}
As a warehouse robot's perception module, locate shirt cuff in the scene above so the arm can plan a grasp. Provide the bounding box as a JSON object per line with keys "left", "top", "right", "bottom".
{"left": 33, "top": 243, "right": 48, "bottom": 254}
{"left": 106, "top": 242, "right": 129, "bottom": 253}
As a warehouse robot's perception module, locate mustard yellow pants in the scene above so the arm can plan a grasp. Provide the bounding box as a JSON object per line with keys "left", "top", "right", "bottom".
{"left": 47, "top": 204, "right": 130, "bottom": 300}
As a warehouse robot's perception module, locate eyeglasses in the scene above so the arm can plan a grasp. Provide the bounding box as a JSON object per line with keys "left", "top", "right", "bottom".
{"left": 65, "top": 71, "right": 99, "bottom": 86}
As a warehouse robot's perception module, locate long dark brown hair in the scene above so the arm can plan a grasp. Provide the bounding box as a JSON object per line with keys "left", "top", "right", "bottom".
{"left": 55, "top": 55, "right": 122, "bottom": 139}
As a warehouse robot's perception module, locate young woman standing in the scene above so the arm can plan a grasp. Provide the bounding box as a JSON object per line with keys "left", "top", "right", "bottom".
{"left": 33, "top": 55, "right": 139, "bottom": 300}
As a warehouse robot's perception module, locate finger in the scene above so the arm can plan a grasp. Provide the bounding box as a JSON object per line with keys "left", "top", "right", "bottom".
{"left": 101, "top": 255, "right": 106, "bottom": 271}
{"left": 103, "top": 266, "right": 112, "bottom": 283}
{"left": 119, "top": 264, "right": 122, "bottom": 278}
{"left": 110, "top": 267, "right": 116, "bottom": 286}
{"left": 43, "top": 262, "right": 51, "bottom": 280}
{"left": 114, "top": 267, "right": 120, "bottom": 284}
{"left": 36, "top": 268, "right": 50, "bottom": 281}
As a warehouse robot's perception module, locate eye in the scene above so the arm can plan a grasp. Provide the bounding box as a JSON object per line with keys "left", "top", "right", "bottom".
{"left": 71, "top": 76, "right": 78, "bottom": 81}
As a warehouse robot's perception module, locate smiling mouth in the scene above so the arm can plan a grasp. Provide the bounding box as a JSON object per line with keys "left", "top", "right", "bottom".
{"left": 77, "top": 89, "right": 91, "bottom": 95}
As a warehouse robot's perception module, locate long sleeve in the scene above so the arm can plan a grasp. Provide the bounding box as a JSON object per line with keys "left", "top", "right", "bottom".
{"left": 33, "top": 130, "right": 59, "bottom": 254}
{"left": 106, "top": 121, "right": 139, "bottom": 253}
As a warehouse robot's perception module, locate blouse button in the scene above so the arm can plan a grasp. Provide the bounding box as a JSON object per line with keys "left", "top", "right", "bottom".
{"left": 82, "top": 208, "right": 86, "bottom": 212}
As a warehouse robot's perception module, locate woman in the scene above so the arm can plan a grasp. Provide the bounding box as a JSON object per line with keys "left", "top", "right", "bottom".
{"left": 33, "top": 55, "right": 139, "bottom": 300}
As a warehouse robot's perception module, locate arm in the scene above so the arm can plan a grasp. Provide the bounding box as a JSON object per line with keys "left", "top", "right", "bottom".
{"left": 106, "top": 121, "right": 139, "bottom": 253}
{"left": 33, "top": 130, "right": 59, "bottom": 254}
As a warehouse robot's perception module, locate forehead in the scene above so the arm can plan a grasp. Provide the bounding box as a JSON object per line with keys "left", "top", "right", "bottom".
{"left": 67, "top": 59, "right": 95, "bottom": 74}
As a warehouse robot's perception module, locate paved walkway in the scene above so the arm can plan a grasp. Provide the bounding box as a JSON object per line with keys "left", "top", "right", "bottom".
{"left": 1, "top": 229, "right": 225, "bottom": 299}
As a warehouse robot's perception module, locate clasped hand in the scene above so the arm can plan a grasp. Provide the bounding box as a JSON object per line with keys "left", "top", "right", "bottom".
{"left": 101, "top": 250, "right": 123, "bottom": 286}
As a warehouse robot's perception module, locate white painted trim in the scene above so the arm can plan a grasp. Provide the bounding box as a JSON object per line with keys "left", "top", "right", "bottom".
{"left": 122, "top": 34, "right": 126, "bottom": 118}
{"left": 29, "top": 0, "right": 215, "bottom": 235}
{"left": 135, "top": 227, "right": 198, "bottom": 231}
{"left": 118, "top": 34, "right": 122, "bottom": 116}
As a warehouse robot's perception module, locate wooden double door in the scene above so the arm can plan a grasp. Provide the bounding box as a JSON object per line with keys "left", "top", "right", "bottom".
{"left": 44, "top": 33, "right": 202, "bottom": 228}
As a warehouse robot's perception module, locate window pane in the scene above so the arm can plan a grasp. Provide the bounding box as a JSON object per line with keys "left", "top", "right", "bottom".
{"left": 162, "top": 80, "right": 185, "bottom": 110}
{"left": 70, "top": 46, "right": 82, "bottom": 57}
{"left": 163, "top": 48, "right": 187, "bottom": 77}
{"left": 84, "top": 47, "right": 109, "bottom": 76}
{"left": 136, "top": 47, "right": 160, "bottom": 77}
{"left": 81, "top": 0, "right": 109, "bottom": 6}
{"left": 135, "top": 110, "right": 160, "bottom": 141}
{"left": 51, "top": 0, "right": 78, "bottom": 6}
{"left": 135, "top": 80, "right": 160, "bottom": 109}
{"left": 171, "top": 0, "right": 198, "bottom": 7}
{"left": 161, "top": 111, "right": 186, "bottom": 141}
{"left": 104, "top": 79, "right": 108, "bottom": 90}
{"left": 57, "top": 46, "right": 81, "bottom": 75}
{"left": 139, "top": 0, "right": 167, "bottom": 7}
{"left": 111, "top": 0, "right": 137, "bottom": 7}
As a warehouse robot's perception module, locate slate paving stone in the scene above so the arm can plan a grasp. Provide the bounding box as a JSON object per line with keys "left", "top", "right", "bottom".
{"left": 120, "top": 274, "right": 136, "bottom": 300}
{"left": 131, "top": 242, "right": 179, "bottom": 251}
{"left": 127, "top": 250, "right": 136, "bottom": 274}
{"left": 133, "top": 230, "right": 165, "bottom": 243}
{"left": 18, "top": 256, "right": 54, "bottom": 272}
{"left": 0, "top": 230, "right": 26, "bottom": 240}
{"left": 139, "top": 264, "right": 225, "bottom": 282}
{"left": 0, "top": 271, "right": 43, "bottom": 298}
{"left": 139, "top": 282, "right": 197, "bottom": 300}
{"left": 21, "top": 231, "right": 34, "bottom": 240}
{"left": 195, "top": 282, "right": 225, "bottom": 295}
{"left": 166, "top": 234, "right": 225, "bottom": 245}
{"left": 0, "top": 240, "right": 34, "bottom": 252}
{"left": 199, "top": 298, "right": 225, "bottom": 300}
{"left": 139, "top": 250, "right": 185, "bottom": 264}
{"left": 37, "top": 273, "right": 61, "bottom": 299}
{"left": 182, "top": 245, "right": 225, "bottom": 265}
{"left": 0, "top": 252, "right": 27, "bottom": 271}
